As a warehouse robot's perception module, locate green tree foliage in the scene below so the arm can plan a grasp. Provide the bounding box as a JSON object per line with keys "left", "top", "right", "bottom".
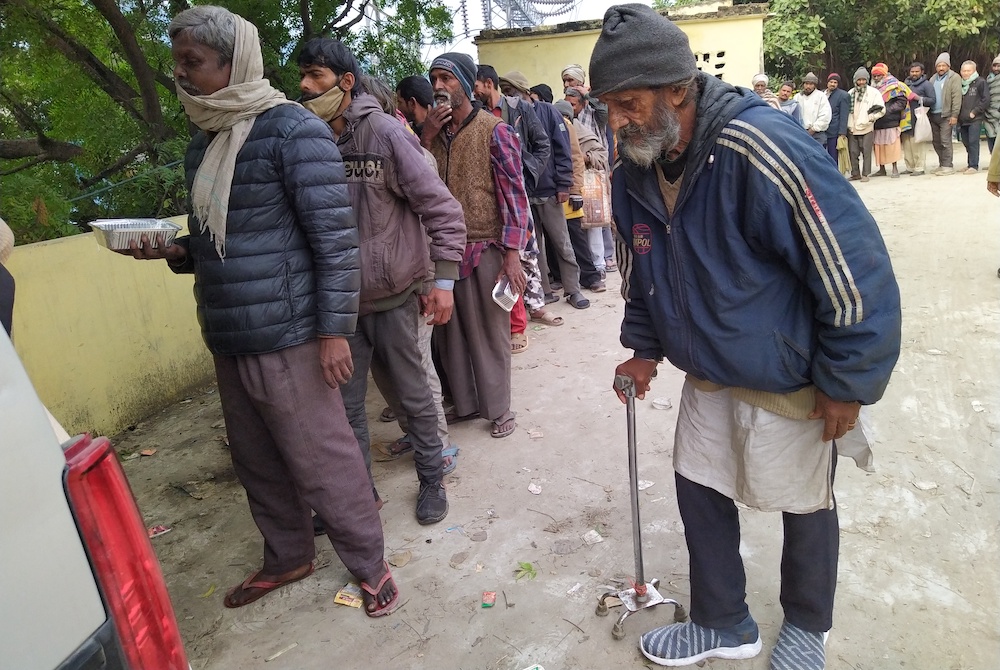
{"left": 764, "top": 0, "right": 1000, "bottom": 80}
{"left": 0, "top": 0, "right": 452, "bottom": 244}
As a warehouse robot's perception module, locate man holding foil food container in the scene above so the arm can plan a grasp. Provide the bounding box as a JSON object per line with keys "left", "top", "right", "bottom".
{"left": 115, "top": 5, "right": 401, "bottom": 618}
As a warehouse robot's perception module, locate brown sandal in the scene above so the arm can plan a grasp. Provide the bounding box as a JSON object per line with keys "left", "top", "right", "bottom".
{"left": 223, "top": 563, "right": 314, "bottom": 608}
{"left": 529, "top": 310, "right": 564, "bottom": 326}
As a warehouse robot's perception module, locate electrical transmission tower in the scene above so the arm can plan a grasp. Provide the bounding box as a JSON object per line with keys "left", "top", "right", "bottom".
{"left": 479, "top": 0, "right": 579, "bottom": 29}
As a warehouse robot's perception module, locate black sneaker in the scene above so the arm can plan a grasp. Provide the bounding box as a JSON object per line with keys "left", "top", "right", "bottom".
{"left": 416, "top": 482, "right": 448, "bottom": 525}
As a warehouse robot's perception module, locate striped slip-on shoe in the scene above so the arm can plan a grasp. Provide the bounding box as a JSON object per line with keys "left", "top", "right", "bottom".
{"left": 769, "top": 620, "right": 828, "bottom": 670}
{"left": 639, "top": 615, "right": 762, "bottom": 666}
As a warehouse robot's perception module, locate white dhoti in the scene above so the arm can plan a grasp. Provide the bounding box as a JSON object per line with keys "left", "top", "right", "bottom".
{"left": 673, "top": 379, "right": 874, "bottom": 514}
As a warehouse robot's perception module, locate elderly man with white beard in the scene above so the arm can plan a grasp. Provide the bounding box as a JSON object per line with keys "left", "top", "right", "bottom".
{"left": 592, "top": 5, "right": 902, "bottom": 669}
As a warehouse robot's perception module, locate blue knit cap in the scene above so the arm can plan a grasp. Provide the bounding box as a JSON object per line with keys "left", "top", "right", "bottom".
{"left": 430, "top": 52, "right": 476, "bottom": 100}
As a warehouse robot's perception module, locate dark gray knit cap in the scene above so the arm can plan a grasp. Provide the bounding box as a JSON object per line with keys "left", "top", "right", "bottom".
{"left": 589, "top": 4, "right": 698, "bottom": 97}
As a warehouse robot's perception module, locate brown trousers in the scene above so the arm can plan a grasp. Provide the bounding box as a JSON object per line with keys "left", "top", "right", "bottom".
{"left": 433, "top": 245, "right": 512, "bottom": 421}
{"left": 214, "top": 340, "right": 384, "bottom": 581}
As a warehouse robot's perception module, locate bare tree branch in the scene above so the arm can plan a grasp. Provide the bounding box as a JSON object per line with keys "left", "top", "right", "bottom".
{"left": 0, "top": 156, "right": 49, "bottom": 176}
{"left": 0, "top": 90, "right": 46, "bottom": 135}
{"left": 300, "top": 0, "right": 314, "bottom": 38}
{"left": 91, "top": 0, "right": 171, "bottom": 140}
{"left": 78, "top": 144, "right": 150, "bottom": 189}
{"left": 320, "top": 0, "right": 368, "bottom": 35}
{"left": 7, "top": 0, "right": 146, "bottom": 124}
{"left": 0, "top": 137, "right": 83, "bottom": 161}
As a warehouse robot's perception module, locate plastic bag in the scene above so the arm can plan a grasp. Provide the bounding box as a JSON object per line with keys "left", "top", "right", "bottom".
{"left": 913, "top": 105, "right": 932, "bottom": 143}
{"left": 581, "top": 168, "right": 612, "bottom": 229}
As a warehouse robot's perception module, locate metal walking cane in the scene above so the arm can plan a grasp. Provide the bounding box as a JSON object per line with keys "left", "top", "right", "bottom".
{"left": 596, "top": 374, "right": 687, "bottom": 640}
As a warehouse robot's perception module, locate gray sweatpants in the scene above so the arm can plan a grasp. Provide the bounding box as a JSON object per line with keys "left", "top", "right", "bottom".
{"left": 214, "top": 341, "right": 385, "bottom": 581}
{"left": 370, "top": 309, "right": 450, "bottom": 449}
{"left": 532, "top": 197, "right": 581, "bottom": 296}
{"left": 341, "top": 294, "right": 444, "bottom": 487}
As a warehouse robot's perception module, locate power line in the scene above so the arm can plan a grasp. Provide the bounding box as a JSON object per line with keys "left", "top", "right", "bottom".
{"left": 68, "top": 160, "right": 183, "bottom": 203}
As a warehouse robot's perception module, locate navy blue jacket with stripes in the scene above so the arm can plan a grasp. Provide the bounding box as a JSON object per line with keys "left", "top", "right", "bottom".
{"left": 614, "top": 73, "right": 901, "bottom": 405}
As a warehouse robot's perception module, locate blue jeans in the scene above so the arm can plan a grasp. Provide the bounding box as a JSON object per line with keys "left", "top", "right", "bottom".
{"left": 959, "top": 120, "right": 983, "bottom": 169}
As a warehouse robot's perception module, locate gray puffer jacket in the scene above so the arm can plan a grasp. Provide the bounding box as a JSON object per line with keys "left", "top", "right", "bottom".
{"left": 172, "top": 105, "right": 360, "bottom": 356}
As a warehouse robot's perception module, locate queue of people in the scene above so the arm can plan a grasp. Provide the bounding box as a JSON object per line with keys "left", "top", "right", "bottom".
{"left": 753, "top": 53, "right": 1000, "bottom": 179}
{"left": 110, "top": 4, "right": 1000, "bottom": 670}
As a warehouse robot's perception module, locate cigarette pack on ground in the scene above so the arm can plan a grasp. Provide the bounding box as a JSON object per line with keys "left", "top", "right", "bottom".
{"left": 334, "top": 582, "right": 364, "bottom": 608}
{"left": 147, "top": 524, "right": 171, "bottom": 539}
{"left": 481, "top": 591, "right": 497, "bottom": 608}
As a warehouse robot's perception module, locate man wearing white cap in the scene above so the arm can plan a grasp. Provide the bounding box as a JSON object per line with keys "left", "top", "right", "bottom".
{"left": 751, "top": 73, "right": 781, "bottom": 110}
{"left": 928, "top": 52, "right": 962, "bottom": 175}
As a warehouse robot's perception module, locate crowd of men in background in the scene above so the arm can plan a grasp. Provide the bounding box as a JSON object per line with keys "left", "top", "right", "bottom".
{"left": 752, "top": 52, "right": 1000, "bottom": 180}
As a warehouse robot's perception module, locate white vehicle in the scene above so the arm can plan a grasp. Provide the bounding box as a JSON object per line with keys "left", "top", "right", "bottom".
{"left": 0, "top": 331, "right": 189, "bottom": 669}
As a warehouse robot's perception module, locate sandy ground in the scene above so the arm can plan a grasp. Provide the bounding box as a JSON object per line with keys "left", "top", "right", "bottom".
{"left": 116, "top": 144, "right": 1000, "bottom": 670}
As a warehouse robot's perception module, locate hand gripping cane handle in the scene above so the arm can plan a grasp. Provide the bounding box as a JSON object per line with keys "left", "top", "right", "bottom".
{"left": 614, "top": 374, "right": 637, "bottom": 399}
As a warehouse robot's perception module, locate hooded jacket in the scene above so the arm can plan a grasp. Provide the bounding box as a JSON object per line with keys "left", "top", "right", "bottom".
{"left": 337, "top": 94, "right": 466, "bottom": 314}
{"left": 529, "top": 100, "right": 574, "bottom": 198}
{"left": 172, "top": 105, "right": 360, "bottom": 355}
{"left": 613, "top": 72, "right": 901, "bottom": 405}
{"left": 498, "top": 95, "right": 550, "bottom": 195}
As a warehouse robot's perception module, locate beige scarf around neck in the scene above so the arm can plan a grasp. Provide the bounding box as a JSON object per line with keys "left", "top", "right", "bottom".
{"left": 176, "top": 15, "right": 296, "bottom": 259}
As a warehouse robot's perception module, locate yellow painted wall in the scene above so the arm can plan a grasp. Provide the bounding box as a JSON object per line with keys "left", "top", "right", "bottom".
{"left": 5, "top": 215, "right": 213, "bottom": 437}
{"left": 476, "top": 12, "right": 765, "bottom": 98}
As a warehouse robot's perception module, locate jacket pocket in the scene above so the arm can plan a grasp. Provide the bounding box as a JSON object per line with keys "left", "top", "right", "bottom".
{"left": 773, "top": 330, "right": 811, "bottom": 386}
{"left": 283, "top": 260, "right": 296, "bottom": 319}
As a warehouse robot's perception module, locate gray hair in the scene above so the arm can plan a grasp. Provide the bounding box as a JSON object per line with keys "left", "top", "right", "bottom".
{"left": 359, "top": 74, "right": 396, "bottom": 115}
{"left": 168, "top": 5, "right": 236, "bottom": 66}
{"left": 961, "top": 60, "right": 978, "bottom": 71}
{"left": 563, "top": 87, "right": 584, "bottom": 100}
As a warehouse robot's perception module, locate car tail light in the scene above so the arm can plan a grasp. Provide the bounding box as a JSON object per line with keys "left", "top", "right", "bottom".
{"left": 65, "top": 435, "right": 188, "bottom": 670}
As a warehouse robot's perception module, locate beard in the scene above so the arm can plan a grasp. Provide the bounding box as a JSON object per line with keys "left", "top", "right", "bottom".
{"left": 617, "top": 97, "right": 681, "bottom": 168}
{"left": 434, "top": 88, "right": 465, "bottom": 109}
{"left": 300, "top": 91, "right": 320, "bottom": 102}
{"left": 177, "top": 78, "right": 202, "bottom": 96}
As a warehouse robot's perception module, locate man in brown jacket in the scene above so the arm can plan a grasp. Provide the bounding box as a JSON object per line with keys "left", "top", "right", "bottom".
{"left": 299, "top": 38, "right": 466, "bottom": 525}
{"left": 422, "top": 52, "right": 529, "bottom": 440}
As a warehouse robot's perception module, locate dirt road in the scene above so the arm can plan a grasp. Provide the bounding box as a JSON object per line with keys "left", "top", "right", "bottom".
{"left": 117, "top": 147, "right": 1000, "bottom": 669}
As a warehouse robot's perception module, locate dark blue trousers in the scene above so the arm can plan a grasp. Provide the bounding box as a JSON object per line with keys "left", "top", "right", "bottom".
{"left": 675, "top": 447, "right": 839, "bottom": 633}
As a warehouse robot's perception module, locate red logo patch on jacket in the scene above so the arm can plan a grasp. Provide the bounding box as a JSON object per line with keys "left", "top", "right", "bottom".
{"left": 632, "top": 223, "right": 652, "bottom": 254}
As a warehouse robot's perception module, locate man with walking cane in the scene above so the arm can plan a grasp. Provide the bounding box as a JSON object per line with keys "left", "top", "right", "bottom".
{"left": 595, "top": 5, "right": 902, "bottom": 668}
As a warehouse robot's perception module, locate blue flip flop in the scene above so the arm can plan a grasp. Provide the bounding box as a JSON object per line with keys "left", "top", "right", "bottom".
{"left": 443, "top": 446, "right": 460, "bottom": 475}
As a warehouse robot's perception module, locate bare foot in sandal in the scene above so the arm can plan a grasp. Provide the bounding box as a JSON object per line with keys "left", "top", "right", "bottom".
{"left": 361, "top": 560, "right": 401, "bottom": 617}
{"left": 223, "top": 562, "right": 314, "bottom": 608}
{"left": 529, "top": 309, "right": 564, "bottom": 326}
{"left": 491, "top": 411, "right": 517, "bottom": 438}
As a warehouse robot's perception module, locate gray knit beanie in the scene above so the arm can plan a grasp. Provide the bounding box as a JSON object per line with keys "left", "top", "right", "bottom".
{"left": 936, "top": 52, "right": 951, "bottom": 67}
{"left": 853, "top": 67, "right": 870, "bottom": 83}
{"left": 589, "top": 4, "right": 698, "bottom": 97}
{"left": 803, "top": 72, "right": 819, "bottom": 84}
{"left": 553, "top": 99, "right": 574, "bottom": 118}
{"left": 429, "top": 52, "right": 477, "bottom": 100}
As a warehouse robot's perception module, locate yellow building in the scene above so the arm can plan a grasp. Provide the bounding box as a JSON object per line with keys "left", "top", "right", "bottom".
{"left": 475, "top": 1, "right": 769, "bottom": 96}
{"left": 5, "top": 215, "right": 214, "bottom": 437}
